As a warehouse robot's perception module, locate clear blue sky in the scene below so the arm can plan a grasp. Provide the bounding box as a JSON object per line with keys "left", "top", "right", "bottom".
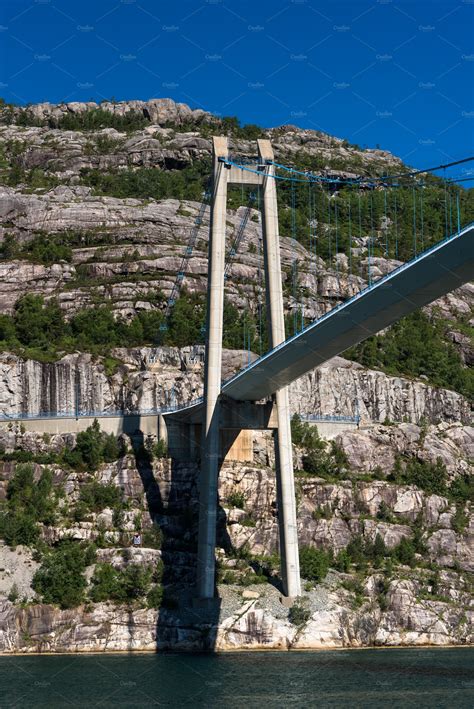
{"left": 1, "top": 0, "right": 473, "bottom": 175}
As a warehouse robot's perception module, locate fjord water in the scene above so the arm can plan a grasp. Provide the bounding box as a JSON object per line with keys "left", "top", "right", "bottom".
{"left": 0, "top": 648, "right": 472, "bottom": 708}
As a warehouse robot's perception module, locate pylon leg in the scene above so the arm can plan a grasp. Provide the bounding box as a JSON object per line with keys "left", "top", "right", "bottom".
{"left": 196, "top": 137, "right": 228, "bottom": 599}
{"left": 258, "top": 139, "right": 301, "bottom": 598}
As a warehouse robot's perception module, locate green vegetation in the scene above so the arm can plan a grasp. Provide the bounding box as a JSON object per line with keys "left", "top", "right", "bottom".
{"left": 165, "top": 114, "right": 265, "bottom": 140}
{"left": 0, "top": 464, "right": 61, "bottom": 546}
{"left": 152, "top": 439, "right": 168, "bottom": 460}
{"left": 0, "top": 291, "right": 266, "bottom": 361}
{"left": 291, "top": 415, "right": 350, "bottom": 479}
{"left": 345, "top": 534, "right": 389, "bottom": 569}
{"left": 449, "top": 473, "right": 473, "bottom": 504}
{"left": 388, "top": 455, "right": 448, "bottom": 495}
{"left": 227, "top": 490, "right": 245, "bottom": 509}
{"left": 0, "top": 103, "right": 148, "bottom": 132}
{"left": 0, "top": 421, "right": 123, "bottom": 477}
{"left": 32, "top": 540, "right": 95, "bottom": 608}
{"left": 79, "top": 480, "right": 122, "bottom": 512}
{"left": 141, "top": 524, "right": 164, "bottom": 550}
{"left": 288, "top": 598, "right": 311, "bottom": 626}
{"left": 89, "top": 561, "right": 162, "bottom": 605}
{"left": 62, "top": 420, "right": 122, "bottom": 472}
{"left": 345, "top": 311, "right": 473, "bottom": 400}
{"left": 298, "top": 528, "right": 429, "bottom": 586}
{"left": 80, "top": 161, "right": 210, "bottom": 202}
{"left": 0, "top": 233, "right": 72, "bottom": 265}
{"left": 299, "top": 545, "right": 331, "bottom": 582}
{"left": 388, "top": 454, "right": 472, "bottom": 503}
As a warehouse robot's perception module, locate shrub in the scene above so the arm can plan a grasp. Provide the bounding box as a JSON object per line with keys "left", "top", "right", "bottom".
{"left": 393, "top": 537, "right": 416, "bottom": 567}
{"left": 0, "top": 510, "right": 39, "bottom": 547}
{"left": 89, "top": 562, "right": 153, "bottom": 604}
{"left": 344, "top": 534, "right": 388, "bottom": 569}
{"left": 54, "top": 108, "right": 148, "bottom": 132}
{"left": 63, "top": 420, "right": 122, "bottom": 471}
{"left": 89, "top": 563, "right": 123, "bottom": 602}
{"left": 345, "top": 535, "right": 366, "bottom": 566}
{"left": 142, "top": 524, "right": 163, "bottom": 550}
{"left": 312, "top": 505, "right": 331, "bottom": 521}
{"left": 388, "top": 455, "right": 448, "bottom": 496}
{"left": 32, "top": 541, "right": 91, "bottom": 608}
{"left": 102, "top": 433, "right": 121, "bottom": 463}
{"left": 0, "top": 464, "right": 60, "bottom": 546}
{"left": 291, "top": 415, "right": 349, "bottom": 479}
{"left": 14, "top": 294, "right": 65, "bottom": 350}
{"left": 372, "top": 533, "right": 387, "bottom": 567}
{"left": 449, "top": 474, "right": 473, "bottom": 504}
{"left": 7, "top": 583, "right": 19, "bottom": 603}
{"left": 227, "top": 490, "right": 245, "bottom": 509}
{"left": 80, "top": 161, "right": 209, "bottom": 202}
{"left": 404, "top": 457, "right": 447, "bottom": 495}
{"left": 341, "top": 577, "right": 365, "bottom": 606}
{"left": 452, "top": 506, "right": 468, "bottom": 535}
{"left": 23, "top": 235, "right": 72, "bottom": 265}
{"left": 79, "top": 481, "right": 122, "bottom": 513}
{"left": 289, "top": 599, "right": 311, "bottom": 626}
{"left": 333, "top": 549, "right": 351, "bottom": 573}
{"left": 70, "top": 307, "right": 119, "bottom": 348}
{"left": 152, "top": 439, "right": 168, "bottom": 459}
{"left": 376, "top": 501, "right": 393, "bottom": 522}
{"left": 299, "top": 546, "right": 331, "bottom": 582}
{"left": 146, "top": 584, "right": 164, "bottom": 609}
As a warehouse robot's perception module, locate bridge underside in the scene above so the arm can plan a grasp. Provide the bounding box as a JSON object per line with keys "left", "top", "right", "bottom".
{"left": 222, "top": 224, "right": 474, "bottom": 402}
{"left": 165, "top": 223, "right": 473, "bottom": 420}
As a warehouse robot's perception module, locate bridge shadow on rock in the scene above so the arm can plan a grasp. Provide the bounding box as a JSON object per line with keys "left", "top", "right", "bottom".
{"left": 131, "top": 431, "right": 226, "bottom": 652}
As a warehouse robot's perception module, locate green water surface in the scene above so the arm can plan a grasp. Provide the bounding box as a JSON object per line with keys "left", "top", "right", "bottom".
{"left": 0, "top": 648, "right": 472, "bottom": 708}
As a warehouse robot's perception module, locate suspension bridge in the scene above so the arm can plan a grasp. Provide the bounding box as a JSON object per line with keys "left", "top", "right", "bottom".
{"left": 2, "top": 136, "right": 473, "bottom": 602}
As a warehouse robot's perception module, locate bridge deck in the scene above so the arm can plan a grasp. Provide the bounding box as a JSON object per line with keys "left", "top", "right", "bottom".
{"left": 221, "top": 223, "right": 474, "bottom": 402}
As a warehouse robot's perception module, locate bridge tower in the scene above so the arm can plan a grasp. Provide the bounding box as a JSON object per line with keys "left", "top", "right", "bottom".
{"left": 196, "top": 136, "right": 301, "bottom": 600}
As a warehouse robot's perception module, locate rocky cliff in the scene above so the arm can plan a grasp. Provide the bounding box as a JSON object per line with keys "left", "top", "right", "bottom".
{"left": 0, "top": 345, "right": 471, "bottom": 652}
{"left": 0, "top": 99, "right": 471, "bottom": 652}
{"left": 0, "top": 417, "right": 472, "bottom": 652}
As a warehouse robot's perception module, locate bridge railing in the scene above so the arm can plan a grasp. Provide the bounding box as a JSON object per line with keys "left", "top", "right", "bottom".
{"left": 0, "top": 396, "right": 206, "bottom": 422}
{"left": 300, "top": 414, "right": 361, "bottom": 424}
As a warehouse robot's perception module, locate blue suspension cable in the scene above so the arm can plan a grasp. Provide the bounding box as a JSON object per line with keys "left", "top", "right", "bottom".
{"left": 368, "top": 191, "right": 374, "bottom": 286}
{"left": 412, "top": 185, "right": 417, "bottom": 257}
{"left": 291, "top": 181, "right": 298, "bottom": 334}
{"left": 271, "top": 155, "right": 474, "bottom": 185}
{"left": 420, "top": 183, "right": 425, "bottom": 251}
{"left": 393, "top": 189, "right": 399, "bottom": 259}
{"left": 449, "top": 185, "right": 453, "bottom": 235}
{"left": 348, "top": 189, "right": 352, "bottom": 278}
{"left": 327, "top": 187, "right": 332, "bottom": 265}
{"left": 444, "top": 168, "right": 449, "bottom": 238}
{"left": 334, "top": 193, "right": 340, "bottom": 289}
{"left": 358, "top": 188, "right": 363, "bottom": 280}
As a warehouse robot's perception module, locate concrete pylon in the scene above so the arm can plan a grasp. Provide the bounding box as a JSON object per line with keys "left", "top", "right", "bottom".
{"left": 257, "top": 139, "right": 301, "bottom": 599}
{"left": 196, "top": 136, "right": 228, "bottom": 599}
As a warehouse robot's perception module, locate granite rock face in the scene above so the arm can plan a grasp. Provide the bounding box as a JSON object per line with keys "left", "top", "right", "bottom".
{"left": 0, "top": 100, "right": 472, "bottom": 653}
{"left": 0, "top": 569, "right": 472, "bottom": 653}
{"left": 0, "top": 348, "right": 470, "bottom": 427}
{"left": 0, "top": 421, "right": 471, "bottom": 653}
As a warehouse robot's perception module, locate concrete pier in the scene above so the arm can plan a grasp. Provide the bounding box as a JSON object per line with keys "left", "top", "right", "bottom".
{"left": 258, "top": 139, "right": 301, "bottom": 599}
{"left": 196, "top": 137, "right": 229, "bottom": 599}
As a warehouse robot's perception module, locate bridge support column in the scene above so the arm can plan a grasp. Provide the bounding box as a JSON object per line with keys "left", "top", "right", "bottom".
{"left": 258, "top": 139, "right": 301, "bottom": 599}
{"left": 196, "top": 137, "right": 228, "bottom": 599}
